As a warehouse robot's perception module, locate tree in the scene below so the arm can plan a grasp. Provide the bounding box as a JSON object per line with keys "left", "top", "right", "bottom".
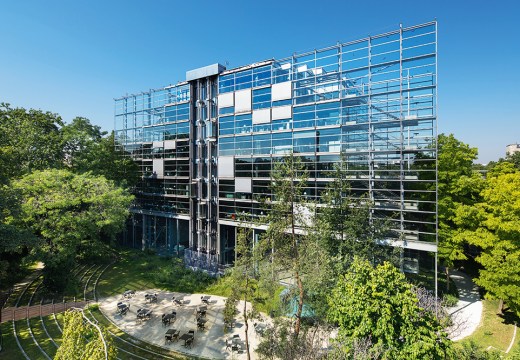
{"left": 506, "top": 151, "right": 520, "bottom": 170}
{"left": 0, "top": 103, "right": 64, "bottom": 182}
{"left": 61, "top": 118, "right": 139, "bottom": 188}
{"left": 11, "top": 169, "right": 134, "bottom": 291}
{"left": 327, "top": 257, "right": 452, "bottom": 359}
{"left": 0, "top": 185, "right": 36, "bottom": 284}
{"left": 228, "top": 225, "right": 257, "bottom": 360}
{"left": 261, "top": 154, "right": 311, "bottom": 338}
{"left": 54, "top": 309, "right": 117, "bottom": 360}
{"left": 61, "top": 117, "right": 105, "bottom": 170}
{"left": 317, "top": 160, "right": 398, "bottom": 270}
{"left": 437, "top": 134, "right": 483, "bottom": 290}
{"left": 460, "top": 170, "right": 520, "bottom": 314}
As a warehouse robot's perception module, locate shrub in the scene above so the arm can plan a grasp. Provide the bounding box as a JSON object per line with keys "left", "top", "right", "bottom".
{"left": 442, "top": 293, "right": 459, "bottom": 307}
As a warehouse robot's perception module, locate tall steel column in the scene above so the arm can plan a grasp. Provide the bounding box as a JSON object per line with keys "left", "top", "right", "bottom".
{"left": 186, "top": 64, "right": 223, "bottom": 272}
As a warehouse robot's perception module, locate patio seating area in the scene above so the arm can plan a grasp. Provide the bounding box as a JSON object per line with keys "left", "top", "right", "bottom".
{"left": 100, "top": 290, "right": 268, "bottom": 359}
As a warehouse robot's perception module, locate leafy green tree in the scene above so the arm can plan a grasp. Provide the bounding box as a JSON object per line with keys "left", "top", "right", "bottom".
{"left": 11, "top": 169, "right": 133, "bottom": 291}
{"left": 61, "top": 118, "right": 138, "bottom": 187}
{"left": 506, "top": 151, "right": 520, "bottom": 170}
{"left": 0, "top": 103, "right": 64, "bottom": 182}
{"left": 327, "top": 257, "right": 452, "bottom": 359}
{"left": 61, "top": 117, "right": 105, "bottom": 170}
{"left": 437, "top": 134, "right": 483, "bottom": 290}
{"left": 0, "top": 185, "right": 36, "bottom": 284}
{"left": 54, "top": 309, "right": 117, "bottom": 360}
{"left": 261, "top": 154, "right": 312, "bottom": 338}
{"left": 460, "top": 170, "right": 520, "bottom": 314}
{"left": 229, "top": 225, "right": 257, "bottom": 360}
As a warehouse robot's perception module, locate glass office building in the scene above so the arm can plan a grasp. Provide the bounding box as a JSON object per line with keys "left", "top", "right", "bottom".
{"left": 115, "top": 21, "right": 437, "bottom": 276}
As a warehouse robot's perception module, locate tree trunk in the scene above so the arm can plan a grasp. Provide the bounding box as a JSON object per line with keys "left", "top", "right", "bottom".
{"left": 445, "top": 266, "right": 450, "bottom": 292}
{"left": 498, "top": 299, "right": 504, "bottom": 315}
{"left": 294, "top": 269, "right": 304, "bottom": 338}
{"left": 291, "top": 200, "right": 303, "bottom": 338}
{"left": 244, "top": 275, "right": 251, "bottom": 360}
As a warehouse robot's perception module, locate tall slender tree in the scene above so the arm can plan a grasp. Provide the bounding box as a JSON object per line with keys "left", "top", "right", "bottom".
{"left": 229, "top": 224, "right": 257, "bottom": 360}
{"left": 261, "top": 154, "right": 310, "bottom": 338}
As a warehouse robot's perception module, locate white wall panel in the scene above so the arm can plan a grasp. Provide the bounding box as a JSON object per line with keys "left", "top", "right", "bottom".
{"left": 153, "top": 159, "right": 164, "bottom": 178}
{"left": 164, "top": 140, "right": 176, "bottom": 149}
{"left": 252, "top": 109, "right": 271, "bottom": 124}
{"left": 272, "top": 81, "right": 292, "bottom": 101}
{"left": 234, "top": 89, "right": 252, "bottom": 113}
{"left": 218, "top": 156, "right": 234, "bottom": 178}
{"left": 235, "top": 178, "right": 252, "bottom": 193}
{"left": 218, "top": 92, "right": 234, "bottom": 108}
{"left": 271, "top": 105, "right": 292, "bottom": 120}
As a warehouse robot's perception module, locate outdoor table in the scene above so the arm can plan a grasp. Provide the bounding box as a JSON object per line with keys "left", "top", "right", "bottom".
{"left": 197, "top": 318, "right": 207, "bottom": 330}
{"left": 162, "top": 313, "right": 176, "bottom": 325}
{"left": 179, "top": 333, "right": 194, "bottom": 346}
{"left": 165, "top": 329, "right": 179, "bottom": 343}
{"left": 197, "top": 306, "right": 207, "bottom": 317}
{"left": 173, "top": 297, "right": 184, "bottom": 306}
{"left": 123, "top": 290, "right": 135, "bottom": 298}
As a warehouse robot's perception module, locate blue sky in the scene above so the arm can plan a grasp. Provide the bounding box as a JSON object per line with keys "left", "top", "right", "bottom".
{"left": 1, "top": 0, "right": 518, "bottom": 163}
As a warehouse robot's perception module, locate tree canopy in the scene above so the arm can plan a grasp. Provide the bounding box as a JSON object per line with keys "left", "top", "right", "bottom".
{"left": 12, "top": 169, "right": 133, "bottom": 290}
{"left": 327, "top": 257, "right": 452, "bottom": 359}
{"left": 460, "top": 170, "right": 520, "bottom": 314}
{"left": 437, "top": 134, "right": 483, "bottom": 288}
{"left": 0, "top": 103, "right": 64, "bottom": 182}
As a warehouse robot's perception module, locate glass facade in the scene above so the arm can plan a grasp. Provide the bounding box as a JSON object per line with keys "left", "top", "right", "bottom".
{"left": 115, "top": 22, "right": 437, "bottom": 275}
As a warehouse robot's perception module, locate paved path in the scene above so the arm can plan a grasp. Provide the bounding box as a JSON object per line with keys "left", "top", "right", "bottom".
{"left": 447, "top": 270, "right": 483, "bottom": 341}
{"left": 100, "top": 290, "right": 273, "bottom": 360}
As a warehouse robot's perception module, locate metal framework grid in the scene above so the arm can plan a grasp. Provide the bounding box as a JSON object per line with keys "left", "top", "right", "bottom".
{"left": 114, "top": 21, "right": 437, "bottom": 281}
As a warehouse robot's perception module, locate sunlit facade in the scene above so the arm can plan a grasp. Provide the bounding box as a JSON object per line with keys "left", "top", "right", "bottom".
{"left": 115, "top": 21, "right": 438, "bottom": 277}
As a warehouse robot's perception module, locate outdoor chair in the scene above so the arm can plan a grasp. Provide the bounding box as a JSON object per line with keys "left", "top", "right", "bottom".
{"left": 185, "top": 337, "right": 193, "bottom": 349}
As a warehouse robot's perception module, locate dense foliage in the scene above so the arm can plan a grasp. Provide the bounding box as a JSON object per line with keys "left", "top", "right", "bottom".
{"left": 0, "top": 104, "right": 137, "bottom": 288}
{"left": 327, "top": 257, "right": 452, "bottom": 359}
{"left": 54, "top": 309, "right": 117, "bottom": 360}
{"left": 12, "top": 169, "right": 133, "bottom": 291}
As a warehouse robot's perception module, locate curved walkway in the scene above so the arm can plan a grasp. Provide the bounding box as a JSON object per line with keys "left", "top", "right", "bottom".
{"left": 447, "top": 270, "right": 483, "bottom": 341}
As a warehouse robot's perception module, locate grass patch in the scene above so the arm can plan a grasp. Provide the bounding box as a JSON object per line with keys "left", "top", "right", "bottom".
{"left": 14, "top": 319, "right": 46, "bottom": 359}
{"left": 206, "top": 274, "right": 285, "bottom": 315}
{"left": 29, "top": 317, "right": 57, "bottom": 358}
{"left": 41, "top": 315, "right": 62, "bottom": 346}
{"left": 0, "top": 321, "right": 27, "bottom": 360}
{"left": 461, "top": 299, "right": 518, "bottom": 353}
{"left": 97, "top": 249, "right": 216, "bottom": 298}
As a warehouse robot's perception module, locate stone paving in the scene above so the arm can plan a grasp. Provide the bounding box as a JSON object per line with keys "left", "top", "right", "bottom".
{"left": 448, "top": 270, "right": 483, "bottom": 341}
{"left": 99, "top": 290, "right": 267, "bottom": 359}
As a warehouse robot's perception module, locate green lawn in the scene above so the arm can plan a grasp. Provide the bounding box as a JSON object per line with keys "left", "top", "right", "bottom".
{"left": 0, "top": 322, "right": 26, "bottom": 360}
{"left": 460, "top": 299, "right": 518, "bottom": 354}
